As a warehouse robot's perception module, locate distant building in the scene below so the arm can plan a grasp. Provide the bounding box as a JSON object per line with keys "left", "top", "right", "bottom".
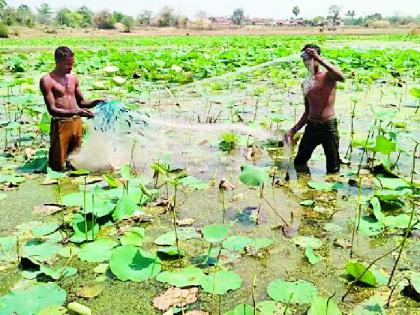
{"left": 209, "top": 17, "right": 233, "bottom": 26}
{"left": 250, "top": 18, "right": 276, "bottom": 26}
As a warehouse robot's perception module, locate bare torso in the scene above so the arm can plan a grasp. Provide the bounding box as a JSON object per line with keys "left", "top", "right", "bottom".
{"left": 305, "top": 71, "right": 336, "bottom": 121}
{"left": 41, "top": 73, "right": 78, "bottom": 112}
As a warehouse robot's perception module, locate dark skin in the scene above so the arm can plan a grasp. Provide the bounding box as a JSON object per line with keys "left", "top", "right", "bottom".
{"left": 40, "top": 55, "right": 104, "bottom": 118}
{"left": 287, "top": 48, "right": 345, "bottom": 140}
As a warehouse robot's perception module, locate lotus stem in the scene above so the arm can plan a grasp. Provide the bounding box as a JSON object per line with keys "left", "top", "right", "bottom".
{"left": 170, "top": 183, "right": 181, "bottom": 261}
{"left": 350, "top": 176, "right": 363, "bottom": 258}
{"left": 388, "top": 142, "right": 418, "bottom": 285}
{"left": 83, "top": 177, "right": 88, "bottom": 241}
{"left": 252, "top": 274, "right": 257, "bottom": 315}
{"left": 220, "top": 189, "right": 226, "bottom": 223}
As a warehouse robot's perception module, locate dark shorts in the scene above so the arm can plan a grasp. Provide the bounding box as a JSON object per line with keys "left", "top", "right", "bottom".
{"left": 294, "top": 118, "right": 340, "bottom": 174}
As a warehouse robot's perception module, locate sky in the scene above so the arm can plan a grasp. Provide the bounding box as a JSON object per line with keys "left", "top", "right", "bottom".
{"left": 5, "top": 0, "right": 420, "bottom": 19}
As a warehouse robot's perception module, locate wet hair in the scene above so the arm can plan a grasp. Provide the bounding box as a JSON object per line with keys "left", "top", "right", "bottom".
{"left": 54, "top": 46, "right": 74, "bottom": 62}
{"left": 301, "top": 44, "right": 321, "bottom": 55}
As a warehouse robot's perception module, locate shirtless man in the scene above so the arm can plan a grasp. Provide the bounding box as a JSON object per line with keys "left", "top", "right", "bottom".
{"left": 287, "top": 44, "right": 345, "bottom": 174}
{"left": 40, "top": 46, "right": 103, "bottom": 171}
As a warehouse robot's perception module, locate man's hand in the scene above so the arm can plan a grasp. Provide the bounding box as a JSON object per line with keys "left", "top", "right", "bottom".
{"left": 284, "top": 129, "right": 295, "bottom": 145}
{"left": 90, "top": 99, "right": 106, "bottom": 107}
{"left": 305, "top": 48, "right": 322, "bottom": 62}
{"left": 76, "top": 108, "right": 94, "bottom": 118}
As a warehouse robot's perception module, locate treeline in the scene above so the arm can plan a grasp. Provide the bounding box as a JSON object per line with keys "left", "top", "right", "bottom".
{"left": 0, "top": 1, "right": 419, "bottom": 38}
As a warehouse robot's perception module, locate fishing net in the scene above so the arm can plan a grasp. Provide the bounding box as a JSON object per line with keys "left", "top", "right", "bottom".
{"left": 92, "top": 100, "right": 148, "bottom": 134}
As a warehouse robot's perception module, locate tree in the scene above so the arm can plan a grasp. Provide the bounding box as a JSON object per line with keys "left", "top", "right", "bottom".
{"left": 94, "top": 10, "right": 115, "bottom": 29}
{"left": 122, "top": 15, "right": 134, "bottom": 32}
{"left": 231, "top": 8, "right": 245, "bottom": 25}
{"left": 2, "top": 7, "right": 16, "bottom": 25}
{"left": 36, "top": 3, "right": 52, "bottom": 25}
{"left": 16, "top": 4, "right": 35, "bottom": 27}
{"left": 55, "top": 8, "right": 73, "bottom": 27}
{"left": 77, "top": 6, "right": 93, "bottom": 27}
{"left": 157, "top": 6, "right": 176, "bottom": 27}
{"left": 137, "top": 10, "right": 152, "bottom": 26}
{"left": 328, "top": 5, "right": 341, "bottom": 26}
{"left": 346, "top": 10, "right": 355, "bottom": 19}
{"left": 292, "top": 6, "right": 300, "bottom": 18}
{"left": 112, "top": 11, "right": 124, "bottom": 23}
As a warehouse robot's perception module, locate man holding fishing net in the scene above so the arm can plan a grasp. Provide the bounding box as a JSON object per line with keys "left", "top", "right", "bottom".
{"left": 40, "top": 46, "right": 104, "bottom": 171}
{"left": 286, "top": 44, "right": 345, "bottom": 174}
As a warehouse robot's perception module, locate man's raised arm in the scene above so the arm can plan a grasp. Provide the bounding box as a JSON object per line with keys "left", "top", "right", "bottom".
{"left": 306, "top": 48, "right": 345, "bottom": 82}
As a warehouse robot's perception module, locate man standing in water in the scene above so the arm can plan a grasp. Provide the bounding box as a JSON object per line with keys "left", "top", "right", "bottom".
{"left": 287, "top": 44, "right": 345, "bottom": 174}
{"left": 40, "top": 46, "right": 104, "bottom": 171}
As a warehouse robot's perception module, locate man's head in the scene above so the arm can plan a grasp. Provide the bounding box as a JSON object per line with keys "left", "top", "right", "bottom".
{"left": 301, "top": 44, "right": 321, "bottom": 72}
{"left": 54, "top": 46, "right": 74, "bottom": 74}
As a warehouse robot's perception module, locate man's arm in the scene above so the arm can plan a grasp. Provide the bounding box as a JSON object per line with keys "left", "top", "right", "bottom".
{"left": 306, "top": 48, "right": 345, "bottom": 82}
{"left": 40, "top": 77, "right": 84, "bottom": 117}
{"left": 287, "top": 97, "right": 309, "bottom": 140}
{"left": 75, "top": 77, "right": 104, "bottom": 108}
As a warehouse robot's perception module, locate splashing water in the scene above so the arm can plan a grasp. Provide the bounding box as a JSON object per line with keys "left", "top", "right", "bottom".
{"left": 70, "top": 101, "right": 281, "bottom": 171}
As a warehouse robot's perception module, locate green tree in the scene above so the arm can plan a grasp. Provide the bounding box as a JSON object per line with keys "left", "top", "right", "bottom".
{"left": 137, "top": 10, "right": 152, "bottom": 26}
{"left": 94, "top": 10, "right": 115, "bottom": 29}
{"left": 2, "top": 6, "right": 16, "bottom": 25}
{"left": 122, "top": 15, "right": 134, "bottom": 32}
{"left": 157, "top": 6, "right": 176, "bottom": 27}
{"left": 16, "top": 4, "right": 35, "bottom": 27}
{"left": 55, "top": 8, "right": 73, "bottom": 26}
{"left": 77, "top": 6, "right": 93, "bottom": 27}
{"left": 292, "top": 6, "right": 300, "bottom": 18}
{"left": 36, "top": 3, "right": 52, "bottom": 25}
{"left": 112, "top": 11, "right": 124, "bottom": 23}
{"left": 328, "top": 5, "right": 341, "bottom": 26}
{"left": 231, "top": 8, "right": 245, "bottom": 25}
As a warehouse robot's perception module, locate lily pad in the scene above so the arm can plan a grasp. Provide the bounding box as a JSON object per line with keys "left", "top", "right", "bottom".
{"left": 202, "top": 224, "right": 229, "bottom": 243}
{"left": 239, "top": 164, "right": 269, "bottom": 187}
{"left": 109, "top": 245, "right": 161, "bottom": 282}
{"left": 267, "top": 278, "right": 318, "bottom": 304}
{"left": 308, "top": 295, "right": 342, "bottom": 315}
{"left": 222, "top": 236, "right": 252, "bottom": 252}
{"left": 120, "top": 227, "right": 145, "bottom": 246}
{"left": 40, "top": 265, "right": 77, "bottom": 280}
{"left": 78, "top": 239, "right": 118, "bottom": 263}
{"left": 305, "top": 246, "right": 321, "bottom": 265}
{"left": 292, "top": 236, "right": 322, "bottom": 249}
{"left": 199, "top": 271, "right": 242, "bottom": 294}
{"left": 112, "top": 195, "right": 139, "bottom": 221}
{"left": 70, "top": 214, "right": 100, "bottom": 243}
{"left": 156, "top": 266, "right": 205, "bottom": 288}
{"left": 346, "top": 260, "right": 377, "bottom": 286}
{"left": 178, "top": 176, "right": 209, "bottom": 190}
{"left": 154, "top": 228, "right": 201, "bottom": 246}
{"left": 0, "top": 283, "right": 66, "bottom": 314}
{"left": 352, "top": 296, "right": 386, "bottom": 314}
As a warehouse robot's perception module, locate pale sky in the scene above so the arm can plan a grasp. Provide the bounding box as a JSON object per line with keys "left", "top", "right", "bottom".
{"left": 6, "top": 0, "right": 420, "bottom": 19}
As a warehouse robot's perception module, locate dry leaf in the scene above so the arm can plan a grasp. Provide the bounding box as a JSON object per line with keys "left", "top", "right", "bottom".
{"left": 245, "top": 145, "right": 262, "bottom": 161}
{"left": 152, "top": 198, "right": 170, "bottom": 207}
{"left": 41, "top": 178, "right": 58, "bottom": 185}
{"left": 153, "top": 287, "right": 198, "bottom": 311}
{"left": 185, "top": 311, "right": 209, "bottom": 315}
{"left": 219, "top": 178, "right": 235, "bottom": 191}
{"left": 33, "top": 204, "right": 62, "bottom": 216}
{"left": 176, "top": 218, "right": 195, "bottom": 226}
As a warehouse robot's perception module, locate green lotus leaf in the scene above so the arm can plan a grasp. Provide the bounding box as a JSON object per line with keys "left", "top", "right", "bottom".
{"left": 109, "top": 245, "right": 161, "bottom": 282}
